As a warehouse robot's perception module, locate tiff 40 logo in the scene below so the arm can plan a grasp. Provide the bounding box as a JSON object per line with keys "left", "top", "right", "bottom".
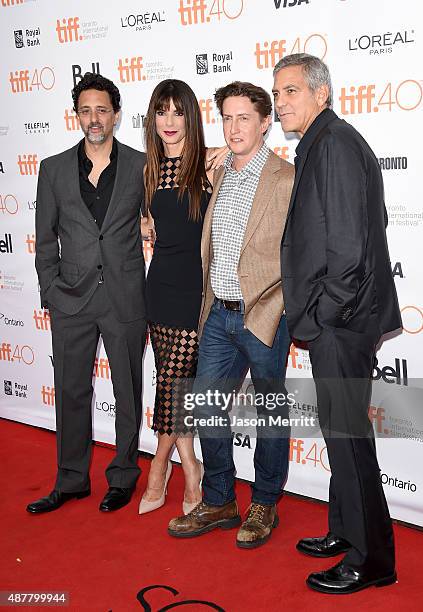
{"left": 256, "top": 34, "right": 327, "bottom": 69}
{"left": 0, "top": 342, "right": 34, "bottom": 365}
{"left": 0, "top": 194, "right": 19, "bottom": 215}
{"left": 339, "top": 79, "right": 422, "bottom": 115}
{"left": 178, "top": 0, "right": 244, "bottom": 26}
{"left": 9, "top": 67, "right": 55, "bottom": 94}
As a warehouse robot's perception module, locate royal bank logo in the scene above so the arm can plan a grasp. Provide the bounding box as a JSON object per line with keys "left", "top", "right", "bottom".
{"left": 196, "top": 53, "right": 208, "bottom": 75}
{"left": 14, "top": 30, "right": 24, "bottom": 48}
{"left": 348, "top": 30, "right": 415, "bottom": 55}
{"left": 196, "top": 50, "right": 233, "bottom": 75}
{"left": 4, "top": 379, "right": 28, "bottom": 398}
{"left": 14, "top": 27, "right": 41, "bottom": 48}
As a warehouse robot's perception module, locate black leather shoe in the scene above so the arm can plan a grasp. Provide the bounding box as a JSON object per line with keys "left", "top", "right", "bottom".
{"left": 26, "top": 489, "right": 90, "bottom": 514}
{"left": 99, "top": 487, "right": 133, "bottom": 512}
{"left": 297, "top": 532, "right": 351, "bottom": 558}
{"left": 306, "top": 561, "right": 397, "bottom": 594}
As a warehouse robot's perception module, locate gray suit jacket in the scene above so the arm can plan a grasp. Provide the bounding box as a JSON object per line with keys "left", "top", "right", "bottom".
{"left": 35, "top": 140, "right": 146, "bottom": 322}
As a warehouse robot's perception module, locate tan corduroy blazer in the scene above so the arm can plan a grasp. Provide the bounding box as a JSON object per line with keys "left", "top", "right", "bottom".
{"left": 198, "top": 150, "right": 294, "bottom": 347}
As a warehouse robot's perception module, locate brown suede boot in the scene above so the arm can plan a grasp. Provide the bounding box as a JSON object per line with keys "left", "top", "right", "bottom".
{"left": 236, "top": 503, "right": 279, "bottom": 549}
{"left": 168, "top": 500, "right": 241, "bottom": 538}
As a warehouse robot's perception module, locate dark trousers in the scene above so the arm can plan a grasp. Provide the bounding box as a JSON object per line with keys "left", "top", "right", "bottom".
{"left": 194, "top": 301, "right": 291, "bottom": 506}
{"left": 50, "top": 284, "right": 146, "bottom": 492}
{"left": 308, "top": 316, "right": 395, "bottom": 572}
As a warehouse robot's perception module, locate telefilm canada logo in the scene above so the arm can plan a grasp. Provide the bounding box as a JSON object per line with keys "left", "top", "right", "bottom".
{"left": 24, "top": 120, "right": 50, "bottom": 135}
{"left": 195, "top": 51, "right": 233, "bottom": 75}
{"left": 14, "top": 27, "right": 41, "bottom": 48}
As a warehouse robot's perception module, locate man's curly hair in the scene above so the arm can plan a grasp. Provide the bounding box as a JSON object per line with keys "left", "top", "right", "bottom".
{"left": 72, "top": 73, "right": 121, "bottom": 113}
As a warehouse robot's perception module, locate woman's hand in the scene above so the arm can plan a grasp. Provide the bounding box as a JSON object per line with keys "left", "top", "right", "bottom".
{"left": 140, "top": 214, "right": 156, "bottom": 244}
{"left": 205, "top": 145, "right": 229, "bottom": 171}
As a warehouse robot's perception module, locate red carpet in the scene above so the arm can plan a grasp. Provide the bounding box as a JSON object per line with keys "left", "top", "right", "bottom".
{"left": 1, "top": 418, "right": 422, "bottom": 611}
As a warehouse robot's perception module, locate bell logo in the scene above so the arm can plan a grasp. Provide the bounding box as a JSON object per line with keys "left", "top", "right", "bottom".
{"left": 372, "top": 357, "right": 408, "bottom": 386}
{"left": 64, "top": 109, "right": 80, "bottom": 131}
{"left": 56, "top": 17, "right": 82, "bottom": 43}
{"left": 198, "top": 99, "right": 216, "bottom": 124}
{"left": 26, "top": 233, "right": 35, "bottom": 254}
{"left": 0, "top": 234, "right": 13, "bottom": 254}
{"left": 17, "top": 154, "right": 38, "bottom": 176}
{"left": 118, "top": 57, "right": 145, "bottom": 83}
{"left": 72, "top": 62, "right": 100, "bottom": 87}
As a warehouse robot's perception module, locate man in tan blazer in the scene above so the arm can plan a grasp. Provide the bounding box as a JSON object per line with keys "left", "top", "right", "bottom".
{"left": 168, "top": 82, "right": 294, "bottom": 549}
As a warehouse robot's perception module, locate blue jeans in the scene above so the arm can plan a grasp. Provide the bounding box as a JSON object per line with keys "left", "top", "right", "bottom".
{"left": 194, "top": 300, "right": 291, "bottom": 506}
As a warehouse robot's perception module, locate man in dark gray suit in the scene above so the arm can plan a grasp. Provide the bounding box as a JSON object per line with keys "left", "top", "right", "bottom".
{"left": 273, "top": 54, "right": 401, "bottom": 594}
{"left": 27, "top": 73, "right": 146, "bottom": 514}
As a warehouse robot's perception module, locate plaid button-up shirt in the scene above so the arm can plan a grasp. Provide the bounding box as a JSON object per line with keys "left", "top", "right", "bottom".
{"left": 211, "top": 143, "right": 270, "bottom": 300}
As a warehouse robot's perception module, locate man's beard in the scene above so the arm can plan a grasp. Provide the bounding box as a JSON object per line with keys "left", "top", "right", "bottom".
{"left": 85, "top": 124, "right": 106, "bottom": 144}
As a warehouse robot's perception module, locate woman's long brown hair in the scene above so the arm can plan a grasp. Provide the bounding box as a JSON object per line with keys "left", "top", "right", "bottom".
{"left": 144, "top": 79, "right": 208, "bottom": 222}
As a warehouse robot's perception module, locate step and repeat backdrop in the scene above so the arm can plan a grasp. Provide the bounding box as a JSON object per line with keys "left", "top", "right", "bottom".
{"left": 1, "top": 0, "right": 422, "bottom": 526}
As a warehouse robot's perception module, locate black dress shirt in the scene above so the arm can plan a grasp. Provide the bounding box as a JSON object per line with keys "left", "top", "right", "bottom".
{"left": 78, "top": 138, "right": 118, "bottom": 229}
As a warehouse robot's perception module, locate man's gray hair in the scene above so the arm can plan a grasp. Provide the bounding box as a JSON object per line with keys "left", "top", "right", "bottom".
{"left": 273, "top": 53, "right": 333, "bottom": 108}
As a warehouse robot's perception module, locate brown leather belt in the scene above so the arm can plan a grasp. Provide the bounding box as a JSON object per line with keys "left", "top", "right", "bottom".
{"left": 218, "top": 299, "right": 242, "bottom": 312}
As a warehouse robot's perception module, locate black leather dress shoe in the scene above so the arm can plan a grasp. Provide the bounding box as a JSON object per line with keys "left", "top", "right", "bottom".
{"left": 26, "top": 489, "right": 90, "bottom": 514}
{"left": 297, "top": 532, "right": 351, "bottom": 557}
{"left": 99, "top": 487, "right": 133, "bottom": 512}
{"left": 306, "top": 561, "right": 397, "bottom": 594}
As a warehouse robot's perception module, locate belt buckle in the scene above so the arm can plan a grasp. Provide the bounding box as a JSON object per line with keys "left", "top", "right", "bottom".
{"left": 223, "top": 299, "right": 240, "bottom": 311}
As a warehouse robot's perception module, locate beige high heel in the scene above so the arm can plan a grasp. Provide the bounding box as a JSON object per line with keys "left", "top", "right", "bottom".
{"left": 138, "top": 461, "right": 172, "bottom": 515}
{"left": 182, "top": 460, "right": 204, "bottom": 515}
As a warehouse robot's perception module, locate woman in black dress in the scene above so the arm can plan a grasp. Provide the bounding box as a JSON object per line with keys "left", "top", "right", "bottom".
{"left": 139, "top": 79, "right": 226, "bottom": 514}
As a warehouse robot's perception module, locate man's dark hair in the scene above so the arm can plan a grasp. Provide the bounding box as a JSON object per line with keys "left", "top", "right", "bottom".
{"left": 72, "top": 73, "right": 121, "bottom": 113}
{"left": 214, "top": 81, "right": 272, "bottom": 119}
